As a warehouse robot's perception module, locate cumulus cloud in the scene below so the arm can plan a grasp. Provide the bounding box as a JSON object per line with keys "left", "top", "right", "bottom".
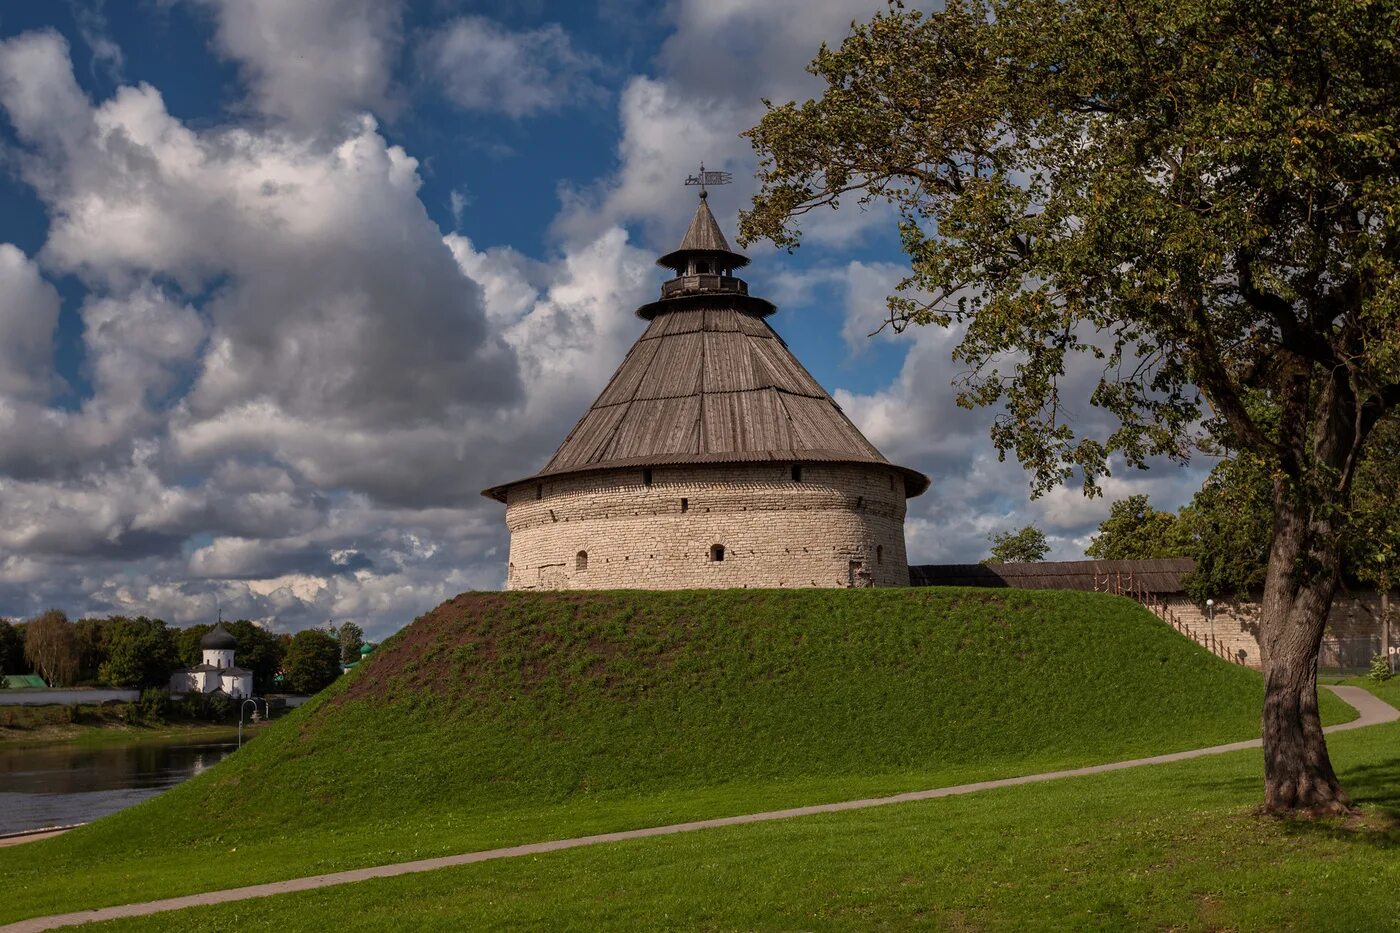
{"left": 837, "top": 321, "right": 1211, "bottom": 564}
{"left": 423, "top": 16, "right": 604, "bottom": 118}
{"left": 0, "top": 25, "right": 669, "bottom": 635}
{"left": 184, "top": 0, "right": 403, "bottom": 130}
{"left": 557, "top": 0, "right": 896, "bottom": 251}
{"left": 0, "top": 244, "right": 61, "bottom": 402}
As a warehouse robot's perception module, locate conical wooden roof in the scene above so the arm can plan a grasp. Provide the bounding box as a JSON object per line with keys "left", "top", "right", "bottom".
{"left": 657, "top": 193, "right": 749, "bottom": 272}
{"left": 483, "top": 199, "right": 929, "bottom": 501}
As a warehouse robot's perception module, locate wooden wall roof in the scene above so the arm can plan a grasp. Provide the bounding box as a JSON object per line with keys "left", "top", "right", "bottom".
{"left": 910, "top": 558, "right": 1197, "bottom": 594}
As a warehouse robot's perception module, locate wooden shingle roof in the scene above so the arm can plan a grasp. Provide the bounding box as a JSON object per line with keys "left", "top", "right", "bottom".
{"left": 483, "top": 196, "right": 929, "bottom": 502}
{"left": 657, "top": 193, "right": 749, "bottom": 272}
{"left": 910, "top": 559, "right": 1196, "bottom": 594}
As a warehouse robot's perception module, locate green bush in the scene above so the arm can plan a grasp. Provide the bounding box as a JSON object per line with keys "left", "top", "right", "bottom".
{"left": 138, "top": 688, "right": 170, "bottom": 723}
{"left": 173, "top": 691, "right": 237, "bottom": 723}
{"left": 1368, "top": 654, "right": 1393, "bottom": 682}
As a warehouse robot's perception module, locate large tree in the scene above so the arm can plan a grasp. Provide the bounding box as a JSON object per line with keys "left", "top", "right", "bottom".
{"left": 225, "top": 620, "right": 286, "bottom": 694}
{"left": 337, "top": 621, "right": 364, "bottom": 667}
{"left": 742, "top": 0, "right": 1400, "bottom": 812}
{"left": 97, "top": 617, "right": 179, "bottom": 690}
{"left": 0, "top": 619, "right": 23, "bottom": 686}
{"left": 282, "top": 629, "right": 342, "bottom": 695}
{"left": 1085, "top": 495, "right": 1187, "bottom": 561}
{"left": 23, "top": 610, "right": 79, "bottom": 688}
{"left": 984, "top": 525, "right": 1050, "bottom": 563}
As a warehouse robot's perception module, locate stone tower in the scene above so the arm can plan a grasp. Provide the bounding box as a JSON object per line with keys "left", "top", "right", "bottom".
{"left": 483, "top": 192, "right": 928, "bottom": 590}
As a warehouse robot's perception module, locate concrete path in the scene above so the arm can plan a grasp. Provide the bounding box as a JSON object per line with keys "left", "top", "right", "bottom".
{"left": 0, "top": 828, "right": 79, "bottom": 849}
{"left": 4, "top": 685, "right": 1394, "bottom": 933}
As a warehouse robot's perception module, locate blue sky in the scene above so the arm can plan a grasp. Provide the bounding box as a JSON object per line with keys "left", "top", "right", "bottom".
{"left": 0, "top": 0, "right": 1204, "bottom": 636}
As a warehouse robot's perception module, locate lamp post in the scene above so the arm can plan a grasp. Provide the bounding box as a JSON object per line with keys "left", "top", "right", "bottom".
{"left": 1206, "top": 599, "right": 1216, "bottom": 655}
{"left": 238, "top": 696, "right": 269, "bottom": 748}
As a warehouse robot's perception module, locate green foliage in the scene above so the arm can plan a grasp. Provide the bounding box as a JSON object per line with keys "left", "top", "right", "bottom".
{"left": 743, "top": 0, "right": 1400, "bottom": 494}
{"left": 23, "top": 609, "right": 78, "bottom": 687}
{"left": 1178, "top": 453, "right": 1276, "bottom": 601}
{"left": 337, "top": 621, "right": 364, "bottom": 666}
{"left": 1368, "top": 654, "right": 1392, "bottom": 684}
{"left": 223, "top": 621, "right": 285, "bottom": 694}
{"left": 172, "top": 691, "right": 235, "bottom": 723}
{"left": 73, "top": 617, "right": 109, "bottom": 684}
{"left": 137, "top": 688, "right": 171, "bottom": 723}
{"left": 175, "top": 624, "right": 210, "bottom": 668}
{"left": 97, "top": 617, "right": 179, "bottom": 690}
{"left": 985, "top": 524, "right": 1049, "bottom": 563}
{"left": 0, "top": 589, "right": 1310, "bottom": 922}
{"left": 283, "top": 629, "right": 341, "bottom": 694}
{"left": 0, "top": 619, "right": 22, "bottom": 679}
{"left": 1346, "top": 418, "right": 1400, "bottom": 595}
{"left": 1085, "top": 495, "right": 1188, "bottom": 560}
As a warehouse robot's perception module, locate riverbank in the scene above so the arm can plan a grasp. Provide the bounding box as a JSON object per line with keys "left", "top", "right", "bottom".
{"left": 0, "top": 706, "right": 250, "bottom": 751}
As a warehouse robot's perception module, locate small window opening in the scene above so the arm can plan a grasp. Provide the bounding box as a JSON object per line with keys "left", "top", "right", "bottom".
{"left": 791, "top": 465, "right": 803, "bottom": 482}
{"left": 877, "top": 545, "right": 884, "bottom": 565}
{"left": 710, "top": 544, "right": 726, "bottom": 562}
{"left": 576, "top": 551, "right": 588, "bottom": 572}
{"left": 643, "top": 468, "right": 653, "bottom": 486}
{"left": 889, "top": 474, "right": 895, "bottom": 491}
{"left": 535, "top": 484, "right": 543, "bottom": 500}
{"left": 680, "top": 497, "right": 689, "bottom": 513}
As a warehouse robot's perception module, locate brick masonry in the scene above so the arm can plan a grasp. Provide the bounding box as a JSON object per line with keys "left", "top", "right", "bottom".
{"left": 504, "top": 462, "right": 911, "bottom": 590}
{"left": 1164, "top": 592, "right": 1393, "bottom": 671}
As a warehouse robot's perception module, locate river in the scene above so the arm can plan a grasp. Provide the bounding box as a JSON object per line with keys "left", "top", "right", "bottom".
{"left": 0, "top": 735, "right": 239, "bottom": 835}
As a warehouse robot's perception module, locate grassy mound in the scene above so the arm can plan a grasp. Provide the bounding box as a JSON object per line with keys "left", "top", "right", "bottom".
{"left": 1, "top": 588, "right": 1345, "bottom": 923}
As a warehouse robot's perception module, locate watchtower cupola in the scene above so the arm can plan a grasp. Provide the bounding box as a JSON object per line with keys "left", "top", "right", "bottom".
{"left": 637, "top": 191, "right": 775, "bottom": 320}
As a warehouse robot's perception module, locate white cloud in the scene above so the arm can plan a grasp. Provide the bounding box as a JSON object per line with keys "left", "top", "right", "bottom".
{"left": 0, "top": 23, "right": 673, "bottom": 635}
{"left": 0, "top": 245, "right": 61, "bottom": 402}
{"left": 184, "top": 0, "right": 403, "bottom": 130}
{"left": 556, "top": 1, "right": 896, "bottom": 256}
{"left": 423, "top": 16, "right": 604, "bottom": 118}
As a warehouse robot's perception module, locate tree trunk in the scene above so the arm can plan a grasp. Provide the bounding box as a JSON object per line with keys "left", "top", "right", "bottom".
{"left": 1384, "top": 591, "right": 1392, "bottom": 676}
{"left": 1257, "top": 488, "right": 1350, "bottom": 815}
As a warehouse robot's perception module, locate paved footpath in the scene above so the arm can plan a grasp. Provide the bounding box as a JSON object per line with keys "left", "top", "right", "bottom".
{"left": 5, "top": 685, "right": 1395, "bottom": 933}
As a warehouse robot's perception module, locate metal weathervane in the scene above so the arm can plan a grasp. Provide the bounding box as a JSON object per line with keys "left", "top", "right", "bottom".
{"left": 685, "top": 163, "right": 732, "bottom": 195}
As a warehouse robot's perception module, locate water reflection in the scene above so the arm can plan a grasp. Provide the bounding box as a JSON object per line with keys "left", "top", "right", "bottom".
{"left": 0, "top": 736, "right": 238, "bottom": 835}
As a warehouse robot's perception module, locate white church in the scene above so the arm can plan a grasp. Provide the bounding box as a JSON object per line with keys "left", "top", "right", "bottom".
{"left": 169, "top": 623, "right": 253, "bottom": 699}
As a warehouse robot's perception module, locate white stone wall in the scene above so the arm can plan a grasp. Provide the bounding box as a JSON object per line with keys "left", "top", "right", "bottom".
{"left": 203, "top": 648, "right": 234, "bottom": 669}
{"left": 503, "top": 463, "right": 911, "bottom": 590}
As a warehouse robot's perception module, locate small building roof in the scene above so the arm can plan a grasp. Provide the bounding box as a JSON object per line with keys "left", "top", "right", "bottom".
{"left": 221, "top": 666, "right": 253, "bottom": 676}
{"left": 188, "top": 663, "right": 223, "bottom": 673}
{"left": 201, "top": 623, "right": 237, "bottom": 650}
{"left": 1, "top": 673, "right": 48, "bottom": 689}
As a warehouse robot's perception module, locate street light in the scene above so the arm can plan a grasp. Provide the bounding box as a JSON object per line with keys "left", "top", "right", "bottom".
{"left": 1206, "top": 599, "right": 1216, "bottom": 654}
{"left": 238, "top": 696, "right": 269, "bottom": 748}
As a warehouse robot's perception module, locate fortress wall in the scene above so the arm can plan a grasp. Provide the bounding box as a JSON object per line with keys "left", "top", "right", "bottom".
{"left": 503, "top": 463, "right": 910, "bottom": 590}
{"left": 1164, "top": 593, "right": 1391, "bottom": 671}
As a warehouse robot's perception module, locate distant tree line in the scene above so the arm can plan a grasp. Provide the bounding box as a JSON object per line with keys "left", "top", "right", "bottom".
{"left": 0, "top": 612, "right": 365, "bottom": 695}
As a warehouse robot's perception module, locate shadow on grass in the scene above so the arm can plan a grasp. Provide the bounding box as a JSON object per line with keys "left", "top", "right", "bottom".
{"left": 1180, "top": 757, "right": 1400, "bottom": 849}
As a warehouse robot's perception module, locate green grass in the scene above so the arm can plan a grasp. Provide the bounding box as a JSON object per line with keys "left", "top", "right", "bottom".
{"left": 0, "top": 588, "right": 1350, "bottom": 925}
{"left": 0, "top": 703, "right": 252, "bottom": 750}
{"left": 0, "top": 716, "right": 244, "bottom": 751}
{"left": 88, "top": 718, "right": 1400, "bottom": 933}
{"left": 1326, "top": 672, "right": 1400, "bottom": 711}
